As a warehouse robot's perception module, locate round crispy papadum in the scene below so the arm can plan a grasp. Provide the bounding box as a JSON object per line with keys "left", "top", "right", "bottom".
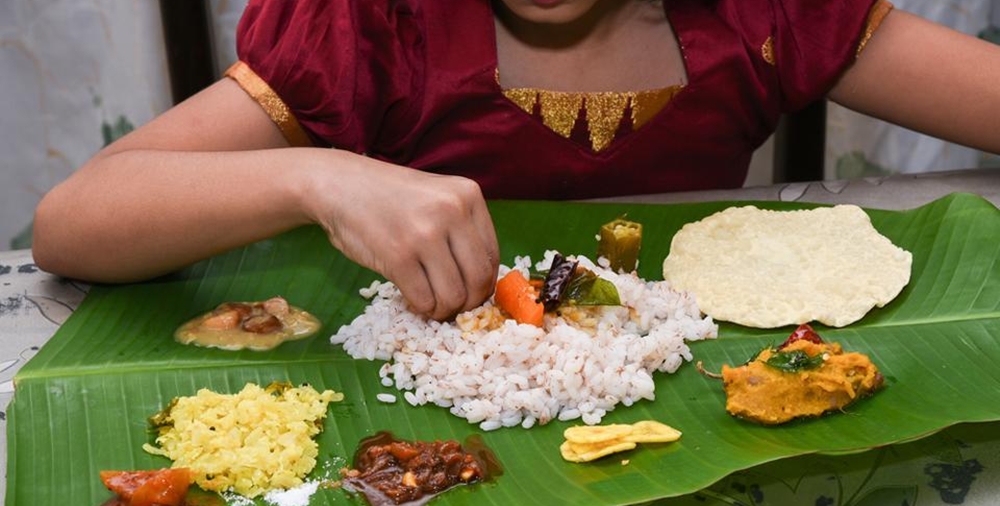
{"left": 662, "top": 205, "right": 912, "bottom": 328}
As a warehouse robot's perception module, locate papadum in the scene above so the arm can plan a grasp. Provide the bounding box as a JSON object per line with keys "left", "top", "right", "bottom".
{"left": 662, "top": 205, "right": 912, "bottom": 328}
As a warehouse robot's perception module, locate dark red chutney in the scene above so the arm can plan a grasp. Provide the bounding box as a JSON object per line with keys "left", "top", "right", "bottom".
{"left": 342, "top": 432, "right": 501, "bottom": 505}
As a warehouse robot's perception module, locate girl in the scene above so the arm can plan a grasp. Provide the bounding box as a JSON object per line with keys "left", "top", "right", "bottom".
{"left": 31, "top": 0, "right": 1000, "bottom": 320}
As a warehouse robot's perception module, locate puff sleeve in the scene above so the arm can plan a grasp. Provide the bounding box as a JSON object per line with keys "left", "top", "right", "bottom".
{"left": 769, "top": 0, "right": 893, "bottom": 111}
{"left": 228, "top": 0, "right": 419, "bottom": 150}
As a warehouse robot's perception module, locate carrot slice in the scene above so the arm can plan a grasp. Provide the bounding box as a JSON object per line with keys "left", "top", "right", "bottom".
{"left": 495, "top": 270, "right": 544, "bottom": 327}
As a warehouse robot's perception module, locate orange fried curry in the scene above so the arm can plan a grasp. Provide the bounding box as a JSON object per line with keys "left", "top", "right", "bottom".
{"left": 713, "top": 324, "right": 884, "bottom": 425}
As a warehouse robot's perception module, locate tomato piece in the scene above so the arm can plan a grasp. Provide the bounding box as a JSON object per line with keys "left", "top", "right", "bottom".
{"left": 131, "top": 468, "right": 190, "bottom": 506}
{"left": 100, "top": 469, "right": 190, "bottom": 506}
{"left": 101, "top": 470, "right": 151, "bottom": 500}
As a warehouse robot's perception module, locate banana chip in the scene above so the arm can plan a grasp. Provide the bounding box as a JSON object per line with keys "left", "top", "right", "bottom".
{"left": 564, "top": 424, "right": 634, "bottom": 444}
{"left": 622, "top": 420, "right": 682, "bottom": 443}
{"left": 560, "top": 440, "right": 637, "bottom": 463}
{"left": 560, "top": 420, "right": 681, "bottom": 463}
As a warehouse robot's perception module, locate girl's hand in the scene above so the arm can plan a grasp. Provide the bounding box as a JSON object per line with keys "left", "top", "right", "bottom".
{"left": 32, "top": 77, "right": 499, "bottom": 314}
{"left": 304, "top": 152, "right": 500, "bottom": 321}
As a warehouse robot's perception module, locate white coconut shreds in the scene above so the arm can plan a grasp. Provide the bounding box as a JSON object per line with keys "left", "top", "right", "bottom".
{"left": 263, "top": 481, "right": 321, "bottom": 506}
{"left": 330, "top": 252, "right": 717, "bottom": 429}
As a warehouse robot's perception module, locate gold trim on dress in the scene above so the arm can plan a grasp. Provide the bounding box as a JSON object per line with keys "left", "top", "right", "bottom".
{"left": 586, "top": 92, "right": 630, "bottom": 152}
{"left": 632, "top": 87, "right": 683, "bottom": 130}
{"left": 761, "top": 36, "right": 776, "bottom": 66}
{"left": 501, "top": 85, "right": 683, "bottom": 152}
{"left": 538, "top": 91, "right": 585, "bottom": 139}
{"left": 503, "top": 88, "right": 538, "bottom": 115}
{"left": 224, "top": 61, "right": 312, "bottom": 147}
{"left": 856, "top": 0, "right": 894, "bottom": 58}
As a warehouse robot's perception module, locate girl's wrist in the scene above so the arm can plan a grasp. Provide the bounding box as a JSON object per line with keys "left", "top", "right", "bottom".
{"left": 287, "top": 147, "right": 354, "bottom": 229}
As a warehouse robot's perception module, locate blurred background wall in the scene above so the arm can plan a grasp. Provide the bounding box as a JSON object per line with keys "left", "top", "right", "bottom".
{"left": 0, "top": 0, "right": 997, "bottom": 251}
{"left": 0, "top": 1, "right": 170, "bottom": 251}
{"left": 0, "top": 0, "right": 247, "bottom": 252}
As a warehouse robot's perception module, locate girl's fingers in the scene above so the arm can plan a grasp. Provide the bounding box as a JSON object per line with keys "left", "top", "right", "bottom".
{"left": 449, "top": 230, "right": 498, "bottom": 314}
{"left": 387, "top": 257, "right": 437, "bottom": 318}
{"left": 420, "top": 244, "right": 469, "bottom": 321}
{"left": 448, "top": 184, "right": 499, "bottom": 314}
{"left": 472, "top": 199, "right": 501, "bottom": 280}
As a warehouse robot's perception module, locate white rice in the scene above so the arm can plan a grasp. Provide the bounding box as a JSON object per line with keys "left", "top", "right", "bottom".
{"left": 331, "top": 252, "right": 717, "bottom": 429}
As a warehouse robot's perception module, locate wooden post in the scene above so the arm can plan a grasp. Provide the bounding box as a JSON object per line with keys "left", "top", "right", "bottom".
{"left": 159, "top": 0, "right": 216, "bottom": 105}
{"left": 774, "top": 100, "right": 827, "bottom": 182}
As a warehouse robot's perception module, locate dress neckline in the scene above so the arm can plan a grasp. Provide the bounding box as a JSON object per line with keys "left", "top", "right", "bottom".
{"left": 484, "top": 0, "right": 694, "bottom": 154}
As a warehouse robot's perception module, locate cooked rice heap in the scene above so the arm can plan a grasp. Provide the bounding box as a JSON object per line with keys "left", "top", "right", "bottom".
{"left": 331, "top": 252, "right": 717, "bottom": 430}
{"left": 143, "top": 382, "right": 343, "bottom": 498}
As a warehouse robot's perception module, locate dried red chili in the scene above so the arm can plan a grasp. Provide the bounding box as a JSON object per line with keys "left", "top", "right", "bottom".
{"left": 537, "top": 253, "right": 579, "bottom": 311}
{"left": 778, "top": 323, "right": 825, "bottom": 350}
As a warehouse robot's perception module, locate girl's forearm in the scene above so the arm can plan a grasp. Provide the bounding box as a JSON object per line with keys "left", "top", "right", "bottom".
{"left": 32, "top": 147, "right": 333, "bottom": 283}
{"left": 831, "top": 10, "right": 1000, "bottom": 155}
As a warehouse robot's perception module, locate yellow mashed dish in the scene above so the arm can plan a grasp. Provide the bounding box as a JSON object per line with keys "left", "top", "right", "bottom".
{"left": 143, "top": 382, "right": 343, "bottom": 498}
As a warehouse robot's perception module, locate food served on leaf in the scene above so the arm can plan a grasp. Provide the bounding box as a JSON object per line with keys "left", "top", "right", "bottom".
{"left": 341, "top": 432, "right": 500, "bottom": 506}
{"left": 699, "top": 324, "right": 884, "bottom": 425}
{"left": 142, "top": 382, "right": 343, "bottom": 498}
{"left": 100, "top": 468, "right": 191, "bottom": 506}
{"left": 332, "top": 250, "right": 717, "bottom": 430}
{"left": 597, "top": 217, "right": 643, "bottom": 272}
{"left": 560, "top": 420, "right": 681, "bottom": 463}
{"left": 174, "top": 296, "right": 321, "bottom": 350}
{"left": 493, "top": 252, "right": 622, "bottom": 326}
{"left": 662, "top": 205, "right": 912, "bottom": 328}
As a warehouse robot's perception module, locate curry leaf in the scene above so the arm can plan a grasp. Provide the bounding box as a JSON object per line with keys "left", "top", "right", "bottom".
{"left": 563, "top": 270, "right": 621, "bottom": 307}
{"left": 764, "top": 349, "right": 826, "bottom": 372}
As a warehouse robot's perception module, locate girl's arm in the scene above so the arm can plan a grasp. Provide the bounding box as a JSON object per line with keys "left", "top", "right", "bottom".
{"left": 32, "top": 78, "right": 499, "bottom": 321}
{"left": 830, "top": 9, "right": 1000, "bottom": 154}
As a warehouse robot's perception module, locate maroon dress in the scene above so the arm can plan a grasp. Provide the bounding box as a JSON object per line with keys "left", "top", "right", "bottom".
{"left": 227, "top": 0, "right": 891, "bottom": 199}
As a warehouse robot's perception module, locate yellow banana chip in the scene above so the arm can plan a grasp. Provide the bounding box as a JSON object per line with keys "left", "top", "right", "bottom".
{"left": 563, "top": 424, "right": 633, "bottom": 444}
{"left": 560, "top": 420, "right": 682, "bottom": 463}
{"left": 622, "top": 420, "right": 682, "bottom": 443}
{"left": 560, "top": 440, "right": 637, "bottom": 463}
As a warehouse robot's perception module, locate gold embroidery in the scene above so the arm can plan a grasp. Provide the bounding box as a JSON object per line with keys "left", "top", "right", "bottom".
{"left": 632, "top": 87, "right": 682, "bottom": 129}
{"left": 538, "top": 91, "right": 584, "bottom": 139}
{"left": 504, "top": 88, "right": 538, "bottom": 115}
{"left": 586, "top": 93, "right": 629, "bottom": 152}
{"left": 502, "top": 85, "right": 683, "bottom": 151}
{"left": 224, "top": 61, "right": 311, "bottom": 147}
{"left": 761, "top": 36, "right": 776, "bottom": 66}
{"left": 857, "top": 0, "right": 894, "bottom": 58}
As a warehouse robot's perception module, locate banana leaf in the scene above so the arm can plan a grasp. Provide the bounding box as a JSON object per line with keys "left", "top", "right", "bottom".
{"left": 8, "top": 192, "right": 1000, "bottom": 505}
